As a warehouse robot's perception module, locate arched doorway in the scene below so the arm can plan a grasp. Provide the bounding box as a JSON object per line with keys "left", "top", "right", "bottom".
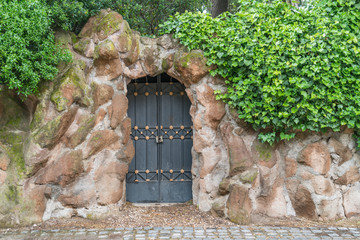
{"left": 126, "top": 73, "right": 193, "bottom": 203}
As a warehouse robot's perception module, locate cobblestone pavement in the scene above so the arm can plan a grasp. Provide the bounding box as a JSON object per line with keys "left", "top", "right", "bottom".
{"left": 1, "top": 226, "right": 360, "bottom": 240}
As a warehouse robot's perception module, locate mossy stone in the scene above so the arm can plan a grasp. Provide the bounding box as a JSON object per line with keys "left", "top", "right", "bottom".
{"left": 73, "top": 38, "right": 91, "bottom": 55}
{"left": 94, "top": 39, "right": 118, "bottom": 60}
{"left": 0, "top": 94, "right": 29, "bottom": 131}
{"left": 50, "top": 66, "right": 87, "bottom": 112}
{"left": 31, "top": 114, "right": 62, "bottom": 148}
{"left": 67, "top": 116, "right": 96, "bottom": 149}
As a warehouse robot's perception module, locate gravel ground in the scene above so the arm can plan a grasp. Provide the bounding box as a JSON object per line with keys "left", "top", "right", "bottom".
{"left": 1, "top": 202, "right": 360, "bottom": 232}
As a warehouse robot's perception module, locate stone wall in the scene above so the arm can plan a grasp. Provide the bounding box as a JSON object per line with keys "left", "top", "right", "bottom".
{"left": 0, "top": 10, "right": 359, "bottom": 225}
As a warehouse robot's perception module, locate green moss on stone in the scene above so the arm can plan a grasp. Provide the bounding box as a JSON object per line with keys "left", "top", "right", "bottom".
{"left": 239, "top": 170, "right": 258, "bottom": 184}
{"left": 94, "top": 39, "right": 117, "bottom": 60}
{"left": 55, "top": 31, "right": 72, "bottom": 50}
{"left": 50, "top": 66, "right": 86, "bottom": 112}
{"left": 255, "top": 143, "right": 273, "bottom": 161}
{"left": 162, "top": 58, "right": 170, "bottom": 70}
{"left": 68, "top": 116, "right": 95, "bottom": 148}
{"left": 0, "top": 131, "right": 26, "bottom": 174}
{"left": 178, "top": 50, "right": 204, "bottom": 69}
{"left": 73, "top": 38, "right": 91, "bottom": 55}
{"left": 31, "top": 114, "right": 62, "bottom": 148}
{"left": 94, "top": 11, "right": 123, "bottom": 37}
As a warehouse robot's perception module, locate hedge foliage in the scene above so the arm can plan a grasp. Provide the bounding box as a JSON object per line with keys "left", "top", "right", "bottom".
{"left": 0, "top": 0, "right": 71, "bottom": 96}
{"left": 160, "top": 0, "right": 360, "bottom": 146}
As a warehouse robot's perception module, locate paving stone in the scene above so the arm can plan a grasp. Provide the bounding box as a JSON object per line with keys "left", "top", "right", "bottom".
{"left": 1, "top": 225, "right": 360, "bottom": 239}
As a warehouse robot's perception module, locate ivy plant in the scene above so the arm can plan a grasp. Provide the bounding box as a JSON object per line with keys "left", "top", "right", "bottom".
{"left": 160, "top": 0, "right": 360, "bottom": 146}
{"left": 0, "top": 0, "right": 71, "bottom": 97}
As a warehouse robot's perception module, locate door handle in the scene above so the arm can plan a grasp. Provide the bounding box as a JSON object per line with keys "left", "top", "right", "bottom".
{"left": 156, "top": 136, "right": 163, "bottom": 143}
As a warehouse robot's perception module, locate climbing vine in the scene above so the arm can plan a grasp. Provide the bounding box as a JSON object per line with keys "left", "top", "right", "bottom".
{"left": 160, "top": 0, "right": 360, "bottom": 146}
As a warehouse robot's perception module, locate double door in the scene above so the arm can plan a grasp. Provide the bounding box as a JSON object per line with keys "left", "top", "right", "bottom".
{"left": 126, "top": 74, "right": 193, "bottom": 203}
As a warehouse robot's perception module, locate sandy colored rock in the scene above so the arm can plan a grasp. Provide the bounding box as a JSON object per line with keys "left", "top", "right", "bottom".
{"left": 58, "top": 178, "right": 96, "bottom": 208}
{"left": 287, "top": 183, "right": 317, "bottom": 220}
{"left": 142, "top": 45, "right": 163, "bottom": 76}
{"left": 318, "top": 198, "right": 343, "bottom": 221}
{"left": 196, "top": 84, "right": 225, "bottom": 129}
{"left": 0, "top": 170, "right": 6, "bottom": 185}
{"left": 96, "top": 174, "right": 124, "bottom": 205}
{"left": 32, "top": 106, "right": 79, "bottom": 149}
{"left": 218, "top": 178, "right": 231, "bottom": 195}
{"left": 220, "top": 122, "right": 253, "bottom": 176}
{"left": 199, "top": 147, "right": 221, "bottom": 178}
{"left": 94, "top": 161, "right": 128, "bottom": 205}
{"left": 328, "top": 138, "right": 352, "bottom": 165}
{"left": 120, "top": 117, "right": 132, "bottom": 144}
{"left": 94, "top": 39, "right": 118, "bottom": 60}
{"left": 67, "top": 115, "right": 96, "bottom": 149}
{"left": 35, "top": 150, "right": 83, "bottom": 187}
{"left": 298, "top": 142, "right": 331, "bottom": 175}
{"left": 94, "top": 58, "right": 123, "bottom": 81}
{"left": 73, "top": 38, "right": 95, "bottom": 58}
{"left": 110, "top": 94, "right": 128, "bottom": 129}
{"left": 238, "top": 168, "right": 258, "bottom": 184}
{"left": 123, "top": 61, "right": 147, "bottom": 79}
{"left": 0, "top": 150, "right": 10, "bottom": 171}
{"left": 171, "top": 49, "right": 212, "bottom": 87}
{"left": 335, "top": 166, "right": 360, "bottom": 185}
{"left": 193, "top": 129, "right": 214, "bottom": 153}
{"left": 115, "top": 22, "right": 132, "bottom": 53}
{"left": 125, "top": 38, "right": 140, "bottom": 66}
{"left": 79, "top": 10, "right": 123, "bottom": 41}
{"left": 311, "top": 175, "right": 335, "bottom": 196}
{"left": 157, "top": 34, "right": 179, "bottom": 50}
{"left": 51, "top": 66, "right": 88, "bottom": 112}
{"left": 93, "top": 83, "right": 114, "bottom": 111}
{"left": 343, "top": 184, "right": 360, "bottom": 217}
{"left": 226, "top": 184, "right": 252, "bottom": 224}
{"left": 24, "top": 184, "right": 47, "bottom": 222}
{"left": 85, "top": 130, "right": 120, "bottom": 158}
{"left": 256, "top": 179, "right": 287, "bottom": 218}
{"left": 116, "top": 141, "right": 135, "bottom": 163}
{"left": 285, "top": 156, "right": 297, "bottom": 177}
{"left": 251, "top": 139, "right": 278, "bottom": 169}
{"left": 95, "top": 109, "right": 106, "bottom": 126}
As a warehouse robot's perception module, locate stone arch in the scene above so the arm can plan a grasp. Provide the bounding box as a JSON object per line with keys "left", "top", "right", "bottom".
{"left": 1, "top": 9, "right": 359, "bottom": 226}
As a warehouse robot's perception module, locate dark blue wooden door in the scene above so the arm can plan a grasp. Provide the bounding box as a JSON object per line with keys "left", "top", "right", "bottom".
{"left": 126, "top": 74, "right": 193, "bottom": 203}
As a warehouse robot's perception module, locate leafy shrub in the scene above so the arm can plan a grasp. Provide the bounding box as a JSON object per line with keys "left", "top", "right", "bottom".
{"left": 0, "top": 0, "right": 70, "bottom": 96}
{"left": 160, "top": 0, "right": 360, "bottom": 146}
{"left": 46, "top": 0, "right": 209, "bottom": 35}
{"left": 46, "top": 0, "right": 121, "bottom": 33}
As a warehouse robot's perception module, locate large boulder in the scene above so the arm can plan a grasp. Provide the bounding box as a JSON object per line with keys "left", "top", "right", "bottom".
{"left": 343, "top": 184, "right": 360, "bottom": 218}
{"left": 85, "top": 130, "right": 120, "bottom": 158}
{"left": 58, "top": 176, "right": 96, "bottom": 208}
{"left": 195, "top": 84, "right": 225, "bottom": 129}
{"left": 35, "top": 150, "right": 83, "bottom": 187}
{"left": 286, "top": 180, "right": 317, "bottom": 220}
{"left": 168, "top": 49, "right": 212, "bottom": 87}
{"left": 50, "top": 66, "right": 89, "bottom": 112}
{"left": 94, "top": 161, "right": 128, "bottom": 205}
{"left": 220, "top": 122, "right": 253, "bottom": 176}
{"left": 79, "top": 10, "right": 124, "bottom": 41}
{"left": 92, "top": 83, "right": 114, "bottom": 111}
{"left": 311, "top": 175, "right": 335, "bottom": 196}
{"left": 328, "top": 138, "right": 352, "bottom": 165}
{"left": 31, "top": 107, "right": 79, "bottom": 149}
{"left": 109, "top": 94, "right": 128, "bottom": 129}
{"left": 335, "top": 166, "right": 360, "bottom": 185}
{"left": 66, "top": 114, "right": 96, "bottom": 149}
{"left": 226, "top": 184, "right": 252, "bottom": 224}
{"left": 298, "top": 142, "right": 331, "bottom": 175}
